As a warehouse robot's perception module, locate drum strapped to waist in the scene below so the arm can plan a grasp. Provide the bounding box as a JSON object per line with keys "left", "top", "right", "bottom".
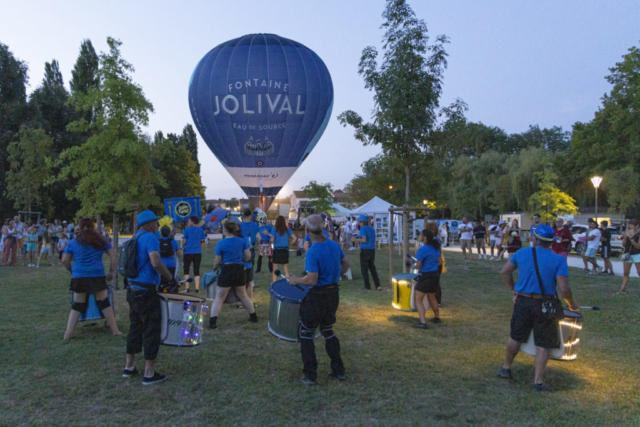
{"left": 71, "top": 287, "right": 115, "bottom": 323}
{"left": 520, "top": 308, "right": 584, "bottom": 361}
{"left": 268, "top": 279, "right": 320, "bottom": 342}
{"left": 160, "top": 293, "right": 207, "bottom": 347}
{"left": 391, "top": 273, "right": 429, "bottom": 312}
{"left": 201, "top": 270, "right": 242, "bottom": 303}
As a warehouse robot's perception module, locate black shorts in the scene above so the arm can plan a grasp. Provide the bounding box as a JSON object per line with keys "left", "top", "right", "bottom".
{"left": 415, "top": 271, "right": 439, "bottom": 294}
{"left": 602, "top": 245, "right": 611, "bottom": 259}
{"left": 218, "top": 264, "right": 245, "bottom": 288}
{"left": 272, "top": 248, "right": 289, "bottom": 265}
{"left": 510, "top": 296, "right": 560, "bottom": 349}
{"left": 245, "top": 265, "right": 254, "bottom": 284}
{"left": 183, "top": 253, "right": 202, "bottom": 276}
{"left": 70, "top": 276, "right": 108, "bottom": 294}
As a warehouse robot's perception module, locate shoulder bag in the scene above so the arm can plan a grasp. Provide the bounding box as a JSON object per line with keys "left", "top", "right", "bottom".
{"left": 532, "top": 247, "right": 565, "bottom": 320}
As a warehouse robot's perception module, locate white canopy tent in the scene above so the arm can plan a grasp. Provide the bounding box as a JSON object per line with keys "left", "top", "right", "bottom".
{"left": 352, "top": 196, "right": 394, "bottom": 215}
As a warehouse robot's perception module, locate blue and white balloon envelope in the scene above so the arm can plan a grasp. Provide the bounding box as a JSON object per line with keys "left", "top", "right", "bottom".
{"left": 189, "top": 34, "right": 334, "bottom": 209}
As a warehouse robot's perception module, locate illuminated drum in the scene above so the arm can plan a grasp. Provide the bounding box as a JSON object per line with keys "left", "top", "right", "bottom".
{"left": 391, "top": 273, "right": 429, "bottom": 312}
{"left": 268, "top": 279, "right": 319, "bottom": 341}
{"left": 201, "top": 270, "right": 240, "bottom": 303}
{"left": 160, "top": 293, "right": 207, "bottom": 347}
{"left": 72, "top": 287, "right": 114, "bottom": 322}
{"left": 520, "top": 309, "right": 583, "bottom": 361}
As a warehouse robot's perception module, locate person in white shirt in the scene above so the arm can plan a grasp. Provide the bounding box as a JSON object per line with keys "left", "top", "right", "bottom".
{"left": 458, "top": 217, "right": 474, "bottom": 260}
{"left": 440, "top": 223, "right": 448, "bottom": 247}
{"left": 345, "top": 218, "right": 353, "bottom": 250}
{"left": 13, "top": 215, "right": 26, "bottom": 265}
{"left": 488, "top": 217, "right": 500, "bottom": 260}
{"left": 349, "top": 218, "right": 359, "bottom": 250}
{"left": 582, "top": 218, "right": 602, "bottom": 274}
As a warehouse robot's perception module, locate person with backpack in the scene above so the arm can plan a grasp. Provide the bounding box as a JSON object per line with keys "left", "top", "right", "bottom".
{"left": 181, "top": 216, "right": 206, "bottom": 293}
{"left": 62, "top": 218, "right": 121, "bottom": 339}
{"left": 159, "top": 225, "right": 182, "bottom": 291}
{"left": 123, "top": 210, "right": 177, "bottom": 386}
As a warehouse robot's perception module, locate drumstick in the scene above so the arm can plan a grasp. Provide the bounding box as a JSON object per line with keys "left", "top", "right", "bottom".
{"left": 274, "top": 269, "right": 305, "bottom": 291}
{"left": 578, "top": 306, "right": 600, "bottom": 311}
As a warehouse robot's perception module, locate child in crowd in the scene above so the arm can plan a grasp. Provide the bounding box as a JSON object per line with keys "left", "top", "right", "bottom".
{"left": 36, "top": 231, "right": 54, "bottom": 268}
{"left": 57, "top": 234, "right": 69, "bottom": 264}
{"left": 26, "top": 226, "right": 38, "bottom": 267}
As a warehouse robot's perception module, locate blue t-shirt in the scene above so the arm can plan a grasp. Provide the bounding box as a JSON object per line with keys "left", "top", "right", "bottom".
{"left": 131, "top": 231, "right": 161, "bottom": 286}
{"left": 304, "top": 230, "right": 331, "bottom": 248}
{"left": 182, "top": 226, "right": 206, "bottom": 254}
{"left": 273, "top": 228, "right": 293, "bottom": 249}
{"left": 509, "top": 247, "right": 569, "bottom": 295}
{"left": 215, "top": 236, "right": 249, "bottom": 264}
{"left": 304, "top": 239, "right": 345, "bottom": 287}
{"left": 416, "top": 244, "right": 441, "bottom": 273}
{"left": 359, "top": 225, "right": 376, "bottom": 250}
{"left": 258, "top": 224, "right": 275, "bottom": 243}
{"left": 64, "top": 239, "right": 113, "bottom": 279}
{"left": 160, "top": 237, "right": 181, "bottom": 268}
{"left": 239, "top": 222, "right": 259, "bottom": 245}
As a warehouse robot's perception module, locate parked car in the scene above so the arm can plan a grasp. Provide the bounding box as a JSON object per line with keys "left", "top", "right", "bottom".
{"left": 571, "top": 225, "right": 622, "bottom": 255}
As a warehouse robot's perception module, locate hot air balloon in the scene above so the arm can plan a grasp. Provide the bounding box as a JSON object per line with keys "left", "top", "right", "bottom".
{"left": 188, "top": 34, "right": 333, "bottom": 210}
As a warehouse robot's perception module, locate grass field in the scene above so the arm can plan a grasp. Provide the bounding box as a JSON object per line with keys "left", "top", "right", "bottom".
{"left": 1, "top": 246, "right": 640, "bottom": 426}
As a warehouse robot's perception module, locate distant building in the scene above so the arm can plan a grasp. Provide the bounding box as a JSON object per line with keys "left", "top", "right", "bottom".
{"left": 267, "top": 198, "right": 291, "bottom": 219}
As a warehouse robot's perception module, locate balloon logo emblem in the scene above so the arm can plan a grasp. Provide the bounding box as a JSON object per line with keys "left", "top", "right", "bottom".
{"left": 189, "top": 34, "right": 334, "bottom": 209}
{"left": 175, "top": 202, "right": 192, "bottom": 218}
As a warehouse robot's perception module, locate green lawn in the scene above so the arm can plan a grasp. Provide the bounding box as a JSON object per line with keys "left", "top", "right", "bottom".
{"left": 1, "top": 246, "right": 639, "bottom": 426}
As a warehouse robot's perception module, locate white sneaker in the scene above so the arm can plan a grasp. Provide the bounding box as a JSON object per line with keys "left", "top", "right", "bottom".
{"left": 478, "top": 255, "right": 482, "bottom": 259}
{"left": 490, "top": 256, "right": 495, "bottom": 261}
{"left": 349, "top": 247, "right": 356, "bottom": 251}
{"left": 484, "top": 255, "right": 488, "bottom": 260}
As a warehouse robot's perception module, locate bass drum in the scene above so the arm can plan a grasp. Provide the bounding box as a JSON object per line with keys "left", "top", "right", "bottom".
{"left": 268, "top": 279, "right": 319, "bottom": 342}
{"left": 72, "top": 287, "right": 115, "bottom": 322}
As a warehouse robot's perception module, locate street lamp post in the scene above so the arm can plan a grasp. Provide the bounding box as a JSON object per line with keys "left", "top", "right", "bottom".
{"left": 591, "top": 176, "right": 603, "bottom": 223}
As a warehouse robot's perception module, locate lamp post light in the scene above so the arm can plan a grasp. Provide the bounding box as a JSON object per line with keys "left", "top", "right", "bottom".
{"left": 591, "top": 176, "right": 603, "bottom": 223}
{"left": 423, "top": 199, "right": 428, "bottom": 205}
{"left": 388, "top": 185, "right": 393, "bottom": 190}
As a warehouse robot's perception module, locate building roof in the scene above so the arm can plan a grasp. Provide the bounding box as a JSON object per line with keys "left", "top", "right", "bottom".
{"left": 292, "top": 191, "right": 307, "bottom": 198}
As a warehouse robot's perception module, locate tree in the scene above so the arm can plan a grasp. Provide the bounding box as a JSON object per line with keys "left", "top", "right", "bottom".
{"left": 603, "top": 167, "right": 640, "bottom": 218}
{"left": 222, "top": 198, "right": 239, "bottom": 209}
{"left": 338, "top": 0, "right": 461, "bottom": 266}
{"left": 69, "top": 39, "right": 99, "bottom": 122}
{"left": 528, "top": 170, "right": 579, "bottom": 222}
{"left": 0, "top": 42, "right": 30, "bottom": 220}
{"left": 5, "top": 127, "right": 52, "bottom": 215}
{"left": 302, "top": 181, "right": 335, "bottom": 214}
{"left": 59, "top": 37, "right": 164, "bottom": 218}
{"left": 151, "top": 132, "right": 205, "bottom": 201}
{"left": 179, "top": 124, "right": 200, "bottom": 174}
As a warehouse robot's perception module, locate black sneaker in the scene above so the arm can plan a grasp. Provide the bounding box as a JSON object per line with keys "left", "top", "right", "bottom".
{"left": 122, "top": 367, "right": 139, "bottom": 378}
{"left": 431, "top": 318, "right": 442, "bottom": 324}
{"left": 328, "top": 371, "right": 346, "bottom": 381}
{"left": 301, "top": 375, "right": 316, "bottom": 385}
{"left": 412, "top": 322, "right": 428, "bottom": 329}
{"left": 209, "top": 320, "right": 217, "bottom": 329}
{"left": 142, "top": 372, "right": 167, "bottom": 385}
{"left": 249, "top": 313, "right": 258, "bottom": 323}
{"left": 195, "top": 289, "right": 199, "bottom": 293}
{"left": 497, "top": 367, "right": 513, "bottom": 380}
{"left": 531, "top": 383, "right": 553, "bottom": 393}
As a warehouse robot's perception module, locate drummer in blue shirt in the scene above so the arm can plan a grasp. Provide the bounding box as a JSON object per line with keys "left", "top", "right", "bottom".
{"left": 413, "top": 229, "right": 442, "bottom": 329}
{"left": 239, "top": 209, "right": 261, "bottom": 292}
{"left": 257, "top": 218, "right": 275, "bottom": 273}
{"left": 270, "top": 216, "right": 297, "bottom": 284}
{"left": 288, "top": 214, "right": 350, "bottom": 385}
{"left": 181, "top": 216, "right": 206, "bottom": 293}
{"left": 351, "top": 215, "right": 381, "bottom": 291}
{"left": 209, "top": 221, "right": 257, "bottom": 329}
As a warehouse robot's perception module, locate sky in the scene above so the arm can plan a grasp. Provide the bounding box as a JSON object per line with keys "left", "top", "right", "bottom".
{"left": 2, "top": 0, "right": 638, "bottom": 200}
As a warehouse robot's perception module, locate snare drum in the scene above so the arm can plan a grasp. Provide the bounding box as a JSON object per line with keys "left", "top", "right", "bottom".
{"left": 391, "top": 273, "right": 429, "bottom": 312}
{"left": 201, "top": 270, "right": 240, "bottom": 303}
{"left": 520, "top": 309, "right": 583, "bottom": 361}
{"left": 160, "top": 293, "right": 207, "bottom": 347}
{"left": 71, "top": 287, "right": 115, "bottom": 322}
{"left": 268, "top": 279, "right": 319, "bottom": 341}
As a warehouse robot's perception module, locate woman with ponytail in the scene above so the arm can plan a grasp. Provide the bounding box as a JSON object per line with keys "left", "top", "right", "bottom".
{"left": 413, "top": 229, "right": 442, "bottom": 329}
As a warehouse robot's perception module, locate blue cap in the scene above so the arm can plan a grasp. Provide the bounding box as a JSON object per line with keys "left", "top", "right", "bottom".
{"left": 533, "top": 224, "right": 554, "bottom": 242}
{"left": 359, "top": 215, "right": 369, "bottom": 222}
{"left": 137, "top": 210, "right": 161, "bottom": 227}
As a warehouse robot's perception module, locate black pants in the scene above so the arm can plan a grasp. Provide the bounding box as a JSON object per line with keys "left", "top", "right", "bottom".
{"left": 126, "top": 288, "right": 162, "bottom": 360}
{"left": 360, "top": 249, "right": 381, "bottom": 289}
{"left": 299, "top": 285, "right": 344, "bottom": 381}
{"left": 256, "top": 256, "right": 273, "bottom": 273}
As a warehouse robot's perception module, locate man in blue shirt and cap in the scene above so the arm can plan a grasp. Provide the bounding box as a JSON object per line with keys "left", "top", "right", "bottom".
{"left": 498, "top": 224, "right": 579, "bottom": 392}
{"left": 123, "top": 210, "right": 176, "bottom": 386}
{"left": 288, "top": 214, "right": 350, "bottom": 385}
{"left": 351, "top": 214, "right": 381, "bottom": 290}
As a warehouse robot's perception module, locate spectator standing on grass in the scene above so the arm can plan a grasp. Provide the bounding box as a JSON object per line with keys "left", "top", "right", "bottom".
{"left": 13, "top": 215, "right": 26, "bottom": 266}
{"left": 124, "top": 210, "right": 176, "bottom": 385}
{"left": 507, "top": 219, "right": 522, "bottom": 256}
{"left": 256, "top": 218, "right": 274, "bottom": 274}
{"left": 51, "top": 219, "right": 63, "bottom": 258}
{"left": 35, "top": 231, "right": 54, "bottom": 268}
{"left": 473, "top": 220, "right": 487, "bottom": 260}
{"left": 36, "top": 218, "right": 48, "bottom": 255}
{"left": 288, "top": 214, "right": 348, "bottom": 385}
{"left": 458, "top": 217, "right": 474, "bottom": 260}
{"left": 599, "top": 221, "right": 614, "bottom": 276}
{"left": 2, "top": 219, "right": 18, "bottom": 266}
{"left": 440, "top": 223, "right": 448, "bottom": 248}
{"left": 25, "top": 226, "right": 37, "bottom": 267}
{"left": 413, "top": 229, "right": 442, "bottom": 328}
{"left": 551, "top": 218, "right": 573, "bottom": 259}
{"left": 529, "top": 214, "right": 542, "bottom": 247}
{"left": 181, "top": 216, "right": 206, "bottom": 293}
{"left": 63, "top": 218, "right": 122, "bottom": 340}
{"left": 494, "top": 221, "right": 508, "bottom": 262}
{"left": 270, "top": 215, "right": 296, "bottom": 284}
{"left": 582, "top": 218, "right": 602, "bottom": 274}
{"left": 618, "top": 219, "right": 640, "bottom": 295}
{"left": 488, "top": 217, "right": 499, "bottom": 260}
{"left": 351, "top": 215, "right": 381, "bottom": 291}
{"left": 57, "top": 234, "right": 69, "bottom": 265}
{"left": 498, "top": 224, "right": 580, "bottom": 393}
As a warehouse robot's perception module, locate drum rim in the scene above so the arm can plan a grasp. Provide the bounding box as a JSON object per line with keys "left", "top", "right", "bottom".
{"left": 562, "top": 308, "right": 583, "bottom": 319}
{"left": 160, "top": 294, "right": 206, "bottom": 303}
{"left": 269, "top": 282, "right": 307, "bottom": 303}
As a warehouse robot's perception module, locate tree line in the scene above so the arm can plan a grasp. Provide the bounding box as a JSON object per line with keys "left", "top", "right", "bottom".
{"left": 0, "top": 37, "right": 205, "bottom": 223}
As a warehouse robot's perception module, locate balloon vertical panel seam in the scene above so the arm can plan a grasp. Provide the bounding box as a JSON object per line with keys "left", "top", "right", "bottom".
{"left": 224, "top": 37, "right": 247, "bottom": 167}
{"left": 273, "top": 35, "right": 298, "bottom": 169}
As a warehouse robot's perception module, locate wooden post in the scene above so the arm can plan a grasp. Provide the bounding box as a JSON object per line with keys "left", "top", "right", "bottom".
{"left": 96, "top": 213, "right": 101, "bottom": 233}
{"left": 389, "top": 208, "right": 394, "bottom": 289}
{"left": 113, "top": 213, "right": 119, "bottom": 290}
{"left": 402, "top": 204, "right": 409, "bottom": 273}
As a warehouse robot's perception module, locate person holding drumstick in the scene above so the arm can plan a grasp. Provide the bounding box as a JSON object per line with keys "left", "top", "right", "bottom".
{"left": 62, "top": 218, "right": 121, "bottom": 339}
{"left": 271, "top": 215, "right": 296, "bottom": 284}
{"left": 413, "top": 229, "right": 442, "bottom": 328}
{"left": 498, "top": 224, "right": 580, "bottom": 392}
{"left": 288, "top": 214, "right": 349, "bottom": 385}
{"left": 209, "top": 221, "right": 257, "bottom": 329}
